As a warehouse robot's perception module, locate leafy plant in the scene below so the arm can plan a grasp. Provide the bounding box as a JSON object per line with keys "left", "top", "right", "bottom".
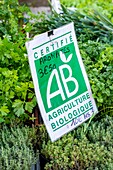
{"left": 78, "top": 40, "right": 113, "bottom": 109}
{"left": 0, "top": 0, "right": 37, "bottom": 124}
{"left": 32, "top": 5, "right": 113, "bottom": 43}
{"left": 60, "top": 0, "right": 113, "bottom": 21}
{"left": 38, "top": 115, "right": 113, "bottom": 170}
{"left": 0, "top": 125, "right": 38, "bottom": 170}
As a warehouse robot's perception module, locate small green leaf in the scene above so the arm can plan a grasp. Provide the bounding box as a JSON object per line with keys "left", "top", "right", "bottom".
{"left": 13, "top": 100, "right": 24, "bottom": 117}
{"left": 28, "top": 92, "right": 34, "bottom": 99}
{"left": 14, "top": 106, "right": 24, "bottom": 117}
{"left": 0, "top": 106, "right": 9, "bottom": 116}
{"left": 0, "top": 117, "right": 5, "bottom": 123}
{"left": 12, "top": 99, "right": 23, "bottom": 108}
{"left": 25, "top": 102, "right": 34, "bottom": 113}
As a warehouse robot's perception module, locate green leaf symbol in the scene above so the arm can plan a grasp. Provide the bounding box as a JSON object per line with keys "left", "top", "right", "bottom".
{"left": 60, "top": 51, "right": 72, "bottom": 63}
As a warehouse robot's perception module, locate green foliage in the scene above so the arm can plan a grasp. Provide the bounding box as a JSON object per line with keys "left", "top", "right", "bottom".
{"left": 78, "top": 40, "right": 113, "bottom": 108}
{"left": 33, "top": 6, "right": 113, "bottom": 44}
{"left": 0, "top": 125, "right": 38, "bottom": 170}
{"left": 60, "top": 0, "right": 113, "bottom": 22}
{"left": 0, "top": 0, "right": 37, "bottom": 124}
{"left": 0, "top": 0, "right": 28, "bottom": 38}
{"left": 38, "top": 115, "right": 113, "bottom": 170}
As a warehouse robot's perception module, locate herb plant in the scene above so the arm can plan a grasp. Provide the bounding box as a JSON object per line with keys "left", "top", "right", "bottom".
{"left": 38, "top": 115, "right": 113, "bottom": 170}
{"left": 0, "top": 125, "right": 38, "bottom": 170}
{"left": 0, "top": 0, "right": 37, "bottom": 124}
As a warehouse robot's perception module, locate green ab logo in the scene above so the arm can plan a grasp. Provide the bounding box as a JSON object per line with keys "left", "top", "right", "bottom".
{"left": 47, "top": 51, "right": 79, "bottom": 108}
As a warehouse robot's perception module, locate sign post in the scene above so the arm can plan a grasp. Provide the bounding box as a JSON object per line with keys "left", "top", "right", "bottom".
{"left": 26, "top": 23, "right": 98, "bottom": 142}
{"left": 50, "top": 0, "right": 62, "bottom": 14}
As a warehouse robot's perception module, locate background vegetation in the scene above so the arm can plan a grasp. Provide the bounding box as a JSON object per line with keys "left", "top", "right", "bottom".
{"left": 0, "top": 0, "right": 113, "bottom": 169}
{"left": 60, "top": 0, "right": 113, "bottom": 22}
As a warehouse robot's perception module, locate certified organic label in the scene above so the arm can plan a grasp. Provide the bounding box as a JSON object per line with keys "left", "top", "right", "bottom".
{"left": 26, "top": 23, "right": 98, "bottom": 142}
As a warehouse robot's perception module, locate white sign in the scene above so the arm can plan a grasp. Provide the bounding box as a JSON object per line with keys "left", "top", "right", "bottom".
{"left": 26, "top": 23, "right": 98, "bottom": 142}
